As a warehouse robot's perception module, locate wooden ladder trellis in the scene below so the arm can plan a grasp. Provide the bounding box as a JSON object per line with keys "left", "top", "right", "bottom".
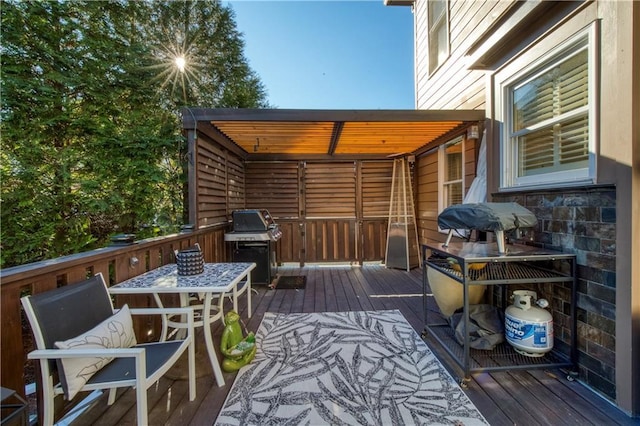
{"left": 384, "top": 157, "right": 420, "bottom": 271}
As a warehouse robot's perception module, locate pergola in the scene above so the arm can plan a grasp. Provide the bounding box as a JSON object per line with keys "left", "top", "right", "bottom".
{"left": 181, "top": 108, "right": 486, "bottom": 160}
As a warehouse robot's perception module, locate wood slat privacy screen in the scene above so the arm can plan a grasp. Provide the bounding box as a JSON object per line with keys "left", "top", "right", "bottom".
{"left": 245, "top": 162, "right": 300, "bottom": 218}
{"left": 197, "top": 142, "right": 229, "bottom": 227}
{"left": 227, "top": 154, "right": 245, "bottom": 213}
{"left": 304, "top": 162, "right": 356, "bottom": 218}
{"left": 361, "top": 161, "right": 394, "bottom": 218}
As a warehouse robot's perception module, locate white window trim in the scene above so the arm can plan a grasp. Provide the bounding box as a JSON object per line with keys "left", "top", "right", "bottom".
{"left": 427, "top": 0, "right": 450, "bottom": 76}
{"left": 497, "top": 23, "right": 598, "bottom": 190}
{"left": 438, "top": 136, "right": 465, "bottom": 234}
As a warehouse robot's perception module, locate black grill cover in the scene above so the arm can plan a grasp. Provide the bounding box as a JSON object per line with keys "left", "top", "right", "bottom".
{"left": 437, "top": 202, "right": 537, "bottom": 232}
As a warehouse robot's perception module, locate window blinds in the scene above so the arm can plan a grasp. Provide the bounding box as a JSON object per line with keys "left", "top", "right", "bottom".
{"left": 512, "top": 48, "right": 589, "bottom": 177}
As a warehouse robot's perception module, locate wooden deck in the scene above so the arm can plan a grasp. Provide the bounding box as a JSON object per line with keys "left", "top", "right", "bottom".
{"left": 68, "top": 264, "right": 636, "bottom": 425}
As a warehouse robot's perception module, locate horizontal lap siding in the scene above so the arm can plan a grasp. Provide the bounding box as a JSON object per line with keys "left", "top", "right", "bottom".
{"left": 415, "top": 0, "right": 514, "bottom": 110}
{"left": 414, "top": 0, "right": 428, "bottom": 97}
{"left": 465, "top": 138, "right": 479, "bottom": 185}
{"left": 416, "top": 151, "right": 441, "bottom": 243}
{"left": 416, "top": 139, "right": 479, "bottom": 245}
{"left": 414, "top": 0, "right": 498, "bottom": 244}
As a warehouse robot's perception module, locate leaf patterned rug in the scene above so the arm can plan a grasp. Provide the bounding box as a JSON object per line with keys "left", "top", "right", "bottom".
{"left": 215, "top": 310, "right": 488, "bottom": 425}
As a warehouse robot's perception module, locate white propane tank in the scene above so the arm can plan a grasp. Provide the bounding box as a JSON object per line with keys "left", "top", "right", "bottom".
{"left": 505, "top": 290, "right": 553, "bottom": 357}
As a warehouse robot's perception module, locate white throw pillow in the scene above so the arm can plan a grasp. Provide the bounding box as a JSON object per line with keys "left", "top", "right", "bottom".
{"left": 55, "top": 304, "right": 137, "bottom": 399}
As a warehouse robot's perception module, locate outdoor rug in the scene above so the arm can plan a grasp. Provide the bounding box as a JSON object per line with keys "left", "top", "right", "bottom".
{"left": 215, "top": 310, "right": 488, "bottom": 425}
{"left": 272, "top": 275, "right": 307, "bottom": 290}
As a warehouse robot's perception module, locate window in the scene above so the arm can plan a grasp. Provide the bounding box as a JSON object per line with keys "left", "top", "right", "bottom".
{"left": 500, "top": 27, "right": 596, "bottom": 188}
{"left": 428, "top": 0, "right": 449, "bottom": 74}
{"left": 440, "top": 137, "right": 464, "bottom": 210}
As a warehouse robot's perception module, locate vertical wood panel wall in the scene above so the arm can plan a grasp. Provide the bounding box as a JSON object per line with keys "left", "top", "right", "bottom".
{"left": 241, "top": 160, "right": 395, "bottom": 264}
{"left": 245, "top": 162, "right": 300, "bottom": 218}
{"left": 360, "top": 161, "right": 395, "bottom": 261}
{"left": 304, "top": 162, "right": 357, "bottom": 262}
{"left": 304, "top": 162, "right": 357, "bottom": 218}
{"left": 361, "top": 161, "right": 394, "bottom": 217}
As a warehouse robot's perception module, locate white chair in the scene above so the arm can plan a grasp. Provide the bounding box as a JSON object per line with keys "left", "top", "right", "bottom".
{"left": 21, "top": 273, "right": 196, "bottom": 425}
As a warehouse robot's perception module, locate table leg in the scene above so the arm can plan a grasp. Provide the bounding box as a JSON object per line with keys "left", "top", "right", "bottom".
{"left": 233, "top": 284, "right": 239, "bottom": 314}
{"left": 152, "top": 293, "right": 169, "bottom": 342}
{"left": 176, "top": 293, "right": 190, "bottom": 340}
{"left": 203, "top": 292, "right": 226, "bottom": 387}
{"left": 246, "top": 274, "right": 252, "bottom": 318}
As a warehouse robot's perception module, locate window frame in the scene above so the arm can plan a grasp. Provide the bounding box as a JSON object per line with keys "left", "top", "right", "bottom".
{"left": 438, "top": 136, "right": 465, "bottom": 230}
{"left": 498, "top": 24, "right": 598, "bottom": 190}
{"left": 427, "top": 0, "right": 449, "bottom": 76}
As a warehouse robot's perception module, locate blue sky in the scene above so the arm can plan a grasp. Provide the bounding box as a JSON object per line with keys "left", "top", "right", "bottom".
{"left": 226, "top": 1, "right": 415, "bottom": 109}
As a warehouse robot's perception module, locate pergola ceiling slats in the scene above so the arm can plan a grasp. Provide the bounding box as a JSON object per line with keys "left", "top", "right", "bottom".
{"left": 183, "top": 108, "right": 485, "bottom": 159}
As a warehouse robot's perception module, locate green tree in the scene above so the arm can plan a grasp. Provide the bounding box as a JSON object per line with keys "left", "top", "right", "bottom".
{"left": 146, "top": 0, "right": 269, "bottom": 109}
{"left": 1, "top": 0, "right": 269, "bottom": 267}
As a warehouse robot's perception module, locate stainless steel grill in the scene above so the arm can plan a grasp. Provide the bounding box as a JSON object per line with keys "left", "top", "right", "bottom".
{"left": 225, "top": 209, "right": 281, "bottom": 285}
{"left": 224, "top": 209, "right": 282, "bottom": 242}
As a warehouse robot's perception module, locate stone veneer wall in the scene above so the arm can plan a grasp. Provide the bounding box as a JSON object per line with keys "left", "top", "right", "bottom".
{"left": 493, "top": 184, "right": 617, "bottom": 401}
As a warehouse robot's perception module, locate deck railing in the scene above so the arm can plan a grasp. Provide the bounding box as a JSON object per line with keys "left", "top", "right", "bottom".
{"left": 0, "top": 224, "right": 229, "bottom": 400}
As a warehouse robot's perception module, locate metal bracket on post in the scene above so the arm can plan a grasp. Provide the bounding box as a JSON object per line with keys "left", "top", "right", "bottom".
{"left": 442, "top": 229, "right": 454, "bottom": 248}
{"left": 495, "top": 230, "right": 506, "bottom": 254}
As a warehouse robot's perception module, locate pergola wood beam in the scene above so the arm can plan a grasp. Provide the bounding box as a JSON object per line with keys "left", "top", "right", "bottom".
{"left": 328, "top": 121, "right": 344, "bottom": 155}
{"left": 185, "top": 108, "right": 485, "bottom": 123}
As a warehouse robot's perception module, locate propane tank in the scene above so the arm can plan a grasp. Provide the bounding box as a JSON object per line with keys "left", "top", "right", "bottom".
{"left": 505, "top": 290, "right": 553, "bottom": 357}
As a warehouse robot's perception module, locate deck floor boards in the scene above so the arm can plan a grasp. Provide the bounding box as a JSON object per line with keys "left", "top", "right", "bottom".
{"left": 68, "top": 264, "right": 636, "bottom": 425}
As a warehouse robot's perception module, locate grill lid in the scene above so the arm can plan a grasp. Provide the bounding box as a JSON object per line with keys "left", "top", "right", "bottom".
{"left": 232, "top": 209, "right": 274, "bottom": 232}
{"left": 438, "top": 202, "right": 537, "bottom": 232}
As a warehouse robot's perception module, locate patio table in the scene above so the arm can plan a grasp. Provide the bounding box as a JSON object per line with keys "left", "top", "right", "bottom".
{"left": 109, "top": 262, "right": 256, "bottom": 387}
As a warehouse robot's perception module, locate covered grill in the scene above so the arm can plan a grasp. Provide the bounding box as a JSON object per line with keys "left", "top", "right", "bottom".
{"left": 438, "top": 202, "right": 537, "bottom": 254}
{"left": 225, "top": 209, "right": 282, "bottom": 284}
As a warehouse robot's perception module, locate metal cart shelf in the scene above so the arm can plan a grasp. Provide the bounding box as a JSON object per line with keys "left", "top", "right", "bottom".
{"left": 421, "top": 242, "right": 578, "bottom": 386}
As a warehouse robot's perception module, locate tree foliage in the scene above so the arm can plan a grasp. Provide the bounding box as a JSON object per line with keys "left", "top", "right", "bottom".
{"left": 0, "top": 0, "right": 269, "bottom": 267}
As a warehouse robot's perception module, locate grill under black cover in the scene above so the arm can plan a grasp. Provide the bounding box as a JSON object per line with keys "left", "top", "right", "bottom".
{"left": 437, "top": 202, "right": 537, "bottom": 232}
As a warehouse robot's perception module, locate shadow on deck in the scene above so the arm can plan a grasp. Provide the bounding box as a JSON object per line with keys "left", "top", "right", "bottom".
{"left": 66, "top": 264, "right": 635, "bottom": 426}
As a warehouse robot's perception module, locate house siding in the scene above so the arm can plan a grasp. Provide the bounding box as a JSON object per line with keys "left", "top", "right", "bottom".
{"left": 414, "top": 0, "right": 514, "bottom": 110}
{"left": 416, "top": 136, "right": 478, "bottom": 244}
{"left": 410, "top": 0, "right": 639, "bottom": 414}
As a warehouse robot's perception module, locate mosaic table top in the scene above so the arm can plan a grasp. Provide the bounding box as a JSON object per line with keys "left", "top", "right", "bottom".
{"left": 109, "top": 262, "right": 255, "bottom": 294}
